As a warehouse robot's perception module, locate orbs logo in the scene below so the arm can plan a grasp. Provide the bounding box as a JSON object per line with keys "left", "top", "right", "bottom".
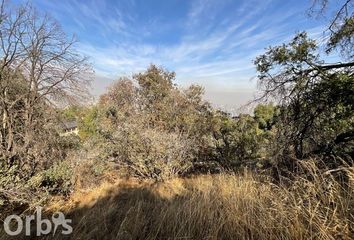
{"left": 3, "top": 207, "right": 72, "bottom": 236}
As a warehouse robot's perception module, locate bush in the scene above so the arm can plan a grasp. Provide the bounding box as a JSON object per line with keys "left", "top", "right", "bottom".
{"left": 92, "top": 65, "right": 213, "bottom": 179}
{"left": 72, "top": 159, "right": 115, "bottom": 189}
{"left": 39, "top": 161, "right": 73, "bottom": 195}
{"left": 102, "top": 126, "right": 194, "bottom": 180}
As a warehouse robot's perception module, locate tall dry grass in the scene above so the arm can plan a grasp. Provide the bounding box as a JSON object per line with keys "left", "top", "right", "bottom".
{"left": 2, "top": 160, "right": 354, "bottom": 240}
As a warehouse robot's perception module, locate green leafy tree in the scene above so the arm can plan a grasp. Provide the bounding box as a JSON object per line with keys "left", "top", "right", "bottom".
{"left": 78, "top": 106, "right": 99, "bottom": 140}
{"left": 210, "top": 111, "right": 270, "bottom": 168}
{"left": 309, "top": 0, "right": 354, "bottom": 58}
{"left": 254, "top": 103, "right": 280, "bottom": 130}
{"left": 254, "top": 32, "right": 354, "bottom": 162}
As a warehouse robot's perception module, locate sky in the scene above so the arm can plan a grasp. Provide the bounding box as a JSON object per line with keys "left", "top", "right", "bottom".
{"left": 16, "top": 0, "right": 331, "bottom": 113}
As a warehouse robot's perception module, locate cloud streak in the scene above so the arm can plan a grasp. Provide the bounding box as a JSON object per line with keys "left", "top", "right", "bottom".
{"left": 29, "top": 0, "right": 327, "bottom": 111}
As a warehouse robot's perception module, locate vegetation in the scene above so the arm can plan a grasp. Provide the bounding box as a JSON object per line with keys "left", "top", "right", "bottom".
{"left": 0, "top": 0, "right": 353, "bottom": 239}
{"left": 3, "top": 160, "right": 352, "bottom": 240}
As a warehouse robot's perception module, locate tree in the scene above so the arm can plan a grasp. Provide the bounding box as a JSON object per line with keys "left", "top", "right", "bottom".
{"left": 0, "top": 1, "right": 93, "bottom": 176}
{"left": 308, "top": 0, "right": 354, "bottom": 58}
{"left": 92, "top": 65, "right": 219, "bottom": 179}
{"left": 254, "top": 32, "right": 353, "bottom": 162}
{"left": 254, "top": 103, "right": 279, "bottom": 130}
{"left": 254, "top": 0, "right": 354, "bottom": 163}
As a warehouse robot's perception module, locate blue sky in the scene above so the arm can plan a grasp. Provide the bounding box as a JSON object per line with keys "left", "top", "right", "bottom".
{"left": 18, "top": 0, "right": 330, "bottom": 112}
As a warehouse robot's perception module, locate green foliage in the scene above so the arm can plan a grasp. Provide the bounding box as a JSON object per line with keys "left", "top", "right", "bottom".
{"left": 79, "top": 106, "right": 99, "bottom": 140}
{"left": 0, "top": 164, "right": 23, "bottom": 189}
{"left": 327, "top": 16, "right": 354, "bottom": 57}
{"left": 210, "top": 111, "right": 273, "bottom": 168}
{"left": 84, "top": 65, "right": 283, "bottom": 176}
{"left": 60, "top": 105, "right": 100, "bottom": 140}
{"left": 254, "top": 31, "right": 354, "bottom": 165}
{"left": 310, "top": 0, "right": 354, "bottom": 58}
{"left": 94, "top": 65, "right": 211, "bottom": 179}
{"left": 59, "top": 134, "right": 81, "bottom": 150}
{"left": 40, "top": 161, "right": 73, "bottom": 195}
{"left": 254, "top": 103, "right": 279, "bottom": 130}
{"left": 62, "top": 106, "right": 82, "bottom": 121}
{"left": 91, "top": 161, "right": 109, "bottom": 177}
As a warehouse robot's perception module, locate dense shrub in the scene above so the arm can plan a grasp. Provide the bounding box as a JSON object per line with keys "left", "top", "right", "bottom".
{"left": 39, "top": 161, "right": 73, "bottom": 196}
{"left": 91, "top": 65, "right": 216, "bottom": 179}
{"left": 102, "top": 126, "right": 194, "bottom": 179}
{"left": 78, "top": 66, "right": 281, "bottom": 178}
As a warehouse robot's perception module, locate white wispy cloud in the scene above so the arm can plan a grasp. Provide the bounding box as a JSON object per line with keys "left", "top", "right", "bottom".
{"left": 43, "top": 0, "right": 326, "bottom": 111}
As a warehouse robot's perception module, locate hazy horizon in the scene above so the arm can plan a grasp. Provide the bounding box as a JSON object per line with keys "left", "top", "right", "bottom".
{"left": 16, "top": 0, "right": 334, "bottom": 111}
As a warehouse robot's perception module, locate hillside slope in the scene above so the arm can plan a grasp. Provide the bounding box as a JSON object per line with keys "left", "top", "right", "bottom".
{"left": 35, "top": 169, "right": 354, "bottom": 240}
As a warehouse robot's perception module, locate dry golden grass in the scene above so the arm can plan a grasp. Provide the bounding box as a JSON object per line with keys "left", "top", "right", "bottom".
{"left": 2, "top": 162, "right": 354, "bottom": 240}
{"left": 41, "top": 163, "right": 353, "bottom": 240}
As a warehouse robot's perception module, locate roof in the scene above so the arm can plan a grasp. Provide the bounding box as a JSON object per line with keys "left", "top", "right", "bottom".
{"left": 61, "top": 120, "right": 78, "bottom": 130}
